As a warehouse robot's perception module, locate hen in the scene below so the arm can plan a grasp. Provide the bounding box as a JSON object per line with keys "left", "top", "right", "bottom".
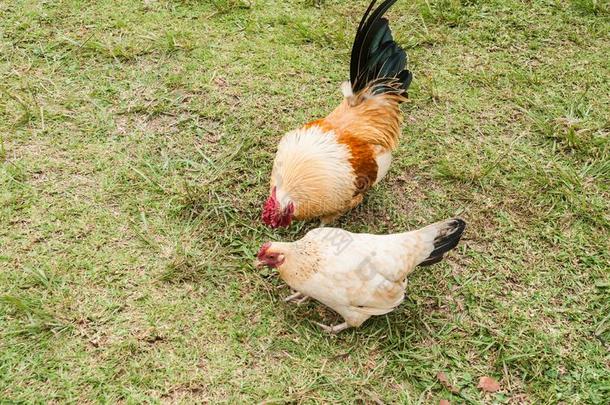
{"left": 255, "top": 218, "right": 466, "bottom": 333}
{"left": 262, "top": 0, "right": 413, "bottom": 228}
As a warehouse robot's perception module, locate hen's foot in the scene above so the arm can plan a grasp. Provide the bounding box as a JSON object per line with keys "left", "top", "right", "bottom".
{"left": 284, "top": 291, "right": 307, "bottom": 302}
{"left": 314, "top": 321, "right": 349, "bottom": 334}
{"left": 294, "top": 295, "right": 309, "bottom": 305}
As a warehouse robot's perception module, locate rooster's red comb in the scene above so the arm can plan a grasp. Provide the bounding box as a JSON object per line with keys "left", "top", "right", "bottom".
{"left": 262, "top": 187, "right": 279, "bottom": 226}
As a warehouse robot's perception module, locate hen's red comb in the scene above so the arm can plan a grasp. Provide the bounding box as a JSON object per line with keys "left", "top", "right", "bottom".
{"left": 257, "top": 242, "right": 272, "bottom": 259}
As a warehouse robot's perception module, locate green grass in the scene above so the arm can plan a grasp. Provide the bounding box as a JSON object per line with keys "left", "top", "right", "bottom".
{"left": 1, "top": 0, "right": 609, "bottom": 402}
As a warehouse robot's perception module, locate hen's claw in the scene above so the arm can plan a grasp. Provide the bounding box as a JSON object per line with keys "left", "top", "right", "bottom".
{"left": 284, "top": 291, "right": 304, "bottom": 302}
{"left": 314, "top": 321, "right": 349, "bottom": 334}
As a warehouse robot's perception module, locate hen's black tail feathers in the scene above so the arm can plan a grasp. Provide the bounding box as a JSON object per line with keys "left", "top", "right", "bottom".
{"left": 350, "top": 0, "right": 412, "bottom": 96}
{"left": 418, "top": 218, "right": 466, "bottom": 267}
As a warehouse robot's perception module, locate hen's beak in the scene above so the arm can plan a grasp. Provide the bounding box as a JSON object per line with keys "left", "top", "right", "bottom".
{"left": 254, "top": 259, "right": 265, "bottom": 269}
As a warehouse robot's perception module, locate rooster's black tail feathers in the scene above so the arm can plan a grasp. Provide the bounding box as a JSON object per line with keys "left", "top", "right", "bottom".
{"left": 350, "top": 0, "right": 412, "bottom": 96}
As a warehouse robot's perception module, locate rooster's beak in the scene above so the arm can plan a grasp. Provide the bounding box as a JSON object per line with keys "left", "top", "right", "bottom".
{"left": 253, "top": 259, "right": 265, "bottom": 269}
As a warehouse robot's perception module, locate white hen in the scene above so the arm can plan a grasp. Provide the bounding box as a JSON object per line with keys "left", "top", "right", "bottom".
{"left": 256, "top": 218, "right": 466, "bottom": 333}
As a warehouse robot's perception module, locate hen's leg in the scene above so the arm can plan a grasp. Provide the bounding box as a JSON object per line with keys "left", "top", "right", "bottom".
{"left": 295, "top": 295, "right": 309, "bottom": 305}
{"left": 284, "top": 291, "right": 303, "bottom": 302}
{"left": 314, "top": 321, "right": 349, "bottom": 334}
{"left": 285, "top": 292, "right": 310, "bottom": 304}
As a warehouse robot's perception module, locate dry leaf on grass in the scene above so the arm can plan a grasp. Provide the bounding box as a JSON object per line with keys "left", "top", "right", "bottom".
{"left": 437, "top": 372, "right": 460, "bottom": 394}
{"left": 213, "top": 77, "right": 228, "bottom": 88}
{"left": 478, "top": 376, "right": 501, "bottom": 393}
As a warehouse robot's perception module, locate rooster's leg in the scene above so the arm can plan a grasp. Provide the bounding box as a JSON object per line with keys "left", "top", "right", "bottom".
{"left": 349, "top": 193, "right": 364, "bottom": 208}
{"left": 319, "top": 195, "right": 364, "bottom": 227}
{"left": 319, "top": 213, "right": 341, "bottom": 227}
{"left": 314, "top": 321, "right": 349, "bottom": 334}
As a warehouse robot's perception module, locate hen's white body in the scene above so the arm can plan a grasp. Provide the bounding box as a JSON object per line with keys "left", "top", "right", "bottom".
{"left": 268, "top": 218, "right": 465, "bottom": 332}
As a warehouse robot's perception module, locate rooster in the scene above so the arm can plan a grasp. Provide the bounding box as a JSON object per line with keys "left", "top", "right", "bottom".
{"left": 255, "top": 218, "right": 466, "bottom": 333}
{"left": 262, "top": 0, "right": 412, "bottom": 228}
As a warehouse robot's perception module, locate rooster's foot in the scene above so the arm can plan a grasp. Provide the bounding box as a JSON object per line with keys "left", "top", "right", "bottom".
{"left": 319, "top": 214, "right": 340, "bottom": 227}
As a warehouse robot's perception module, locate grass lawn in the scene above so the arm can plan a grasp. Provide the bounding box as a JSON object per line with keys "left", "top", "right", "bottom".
{"left": 1, "top": 0, "right": 609, "bottom": 402}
